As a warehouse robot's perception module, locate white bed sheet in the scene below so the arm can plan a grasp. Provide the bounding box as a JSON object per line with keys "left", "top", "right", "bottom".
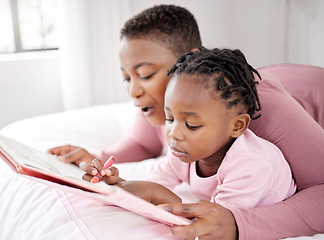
{"left": 0, "top": 101, "right": 322, "bottom": 240}
{"left": 0, "top": 101, "right": 196, "bottom": 240}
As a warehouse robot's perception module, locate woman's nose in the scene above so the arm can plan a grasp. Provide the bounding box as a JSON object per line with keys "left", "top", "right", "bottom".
{"left": 128, "top": 79, "right": 144, "bottom": 98}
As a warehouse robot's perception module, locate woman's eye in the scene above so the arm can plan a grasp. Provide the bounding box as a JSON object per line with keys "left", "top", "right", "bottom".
{"left": 186, "top": 123, "right": 201, "bottom": 130}
{"left": 165, "top": 118, "right": 174, "bottom": 123}
{"left": 122, "top": 75, "right": 130, "bottom": 82}
{"left": 141, "top": 73, "right": 155, "bottom": 80}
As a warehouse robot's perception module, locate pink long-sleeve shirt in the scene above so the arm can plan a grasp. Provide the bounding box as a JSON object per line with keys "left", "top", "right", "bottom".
{"left": 98, "top": 64, "right": 324, "bottom": 239}
{"left": 148, "top": 129, "right": 296, "bottom": 209}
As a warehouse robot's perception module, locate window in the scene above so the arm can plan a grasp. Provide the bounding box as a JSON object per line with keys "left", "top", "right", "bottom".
{"left": 0, "top": 0, "right": 59, "bottom": 54}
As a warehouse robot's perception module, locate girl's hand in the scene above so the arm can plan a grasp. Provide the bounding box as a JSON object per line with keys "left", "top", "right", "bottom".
{"left": 81, "top": 159, "right": 181, "bottom": 204}
{"left": 159, "top": 200, "right": 237, "bottom": 240}
{"left": 48, "top": 145, "right": 95, "bottom": 166}
{"left": 79, "top": 158, "right": 121, "bottom": 185}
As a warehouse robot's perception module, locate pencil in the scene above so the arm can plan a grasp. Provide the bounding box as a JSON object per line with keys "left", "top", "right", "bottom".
{"left": 64, "top": 147, "right": 82, "bottom": 157}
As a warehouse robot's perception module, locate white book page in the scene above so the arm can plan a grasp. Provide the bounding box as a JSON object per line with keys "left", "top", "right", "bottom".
{"left": 0, "top": 134, "right": 118, "bottom": 194}
{"left": 0, "top": 134, "right": 86, "bottom": 179}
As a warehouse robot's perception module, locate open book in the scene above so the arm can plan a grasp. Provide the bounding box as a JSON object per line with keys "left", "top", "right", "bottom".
{"left": 0, "top": 134, "right": 191, "bottom": 226}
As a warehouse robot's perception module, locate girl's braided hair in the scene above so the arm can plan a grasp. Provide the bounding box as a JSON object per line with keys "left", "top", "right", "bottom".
{"left": 121, "top": 4, "right": 202, "bottom": 56}
{"left": 167, "top": 47, "right": 262, "bottom": 120}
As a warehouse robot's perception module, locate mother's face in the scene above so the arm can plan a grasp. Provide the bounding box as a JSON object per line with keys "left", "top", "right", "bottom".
{"left": 119, "top": 37, "right": 177, "bottom": 126}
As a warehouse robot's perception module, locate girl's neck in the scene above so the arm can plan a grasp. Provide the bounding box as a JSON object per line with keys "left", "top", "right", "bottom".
{"left": 196, "top": 160, "right": 222, "bottom": 177}
{"left": 196, "top": 138, "right": 236, "bottom": 177}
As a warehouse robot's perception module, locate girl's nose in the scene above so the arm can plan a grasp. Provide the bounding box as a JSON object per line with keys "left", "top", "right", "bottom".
{"left": 128, "top": 79, "right": 144, "bottom": 98}
{"left": 168, "top": 125, "right": 184, "bottom": 142}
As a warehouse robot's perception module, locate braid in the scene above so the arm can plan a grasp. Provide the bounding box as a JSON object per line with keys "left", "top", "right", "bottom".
{"left": 121, "top": 4, "right": 202, "bottom": 56}
{"left": 168, "top": 47, "right": 262, "bottom": 120}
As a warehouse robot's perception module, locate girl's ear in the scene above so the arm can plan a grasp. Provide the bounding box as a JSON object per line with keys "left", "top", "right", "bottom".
{"left": 231, "top": 113, "right": 250, "bottom": 138}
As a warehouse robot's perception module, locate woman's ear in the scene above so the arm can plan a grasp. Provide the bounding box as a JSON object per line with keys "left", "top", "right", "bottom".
{"left": 190, "top": 48, "right": 200, "bottom": 53}
{"left": 231, "top": 113, "right": 250, "bottom": 138}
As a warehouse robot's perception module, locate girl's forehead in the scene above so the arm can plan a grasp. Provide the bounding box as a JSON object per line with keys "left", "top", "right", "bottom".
{"left": 166, "top": 76, "right": 231, "bottom": 118}
{"left": 168, "top": 75, "right": 213, "bottom": 100}
{"left": 173, "top": 74, "right": 213, "bottom": 91}
{"left": 168, "top": 74, "right": 225, "bottom": 106}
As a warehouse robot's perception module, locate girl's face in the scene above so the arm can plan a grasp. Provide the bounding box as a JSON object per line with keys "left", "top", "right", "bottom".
{"left": 119, "top": 37, "right": 177, "bottom": 126}
{"left": 164, "top": 75, "right": 239, "bottom": 174}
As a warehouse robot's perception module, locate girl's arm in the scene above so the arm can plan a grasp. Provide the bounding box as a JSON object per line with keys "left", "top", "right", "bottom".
{"left": 81, "top": 159, "right": 181, "bottom": 205}
{"left": 118, "top": 181, "right": 182, "bottom": 205}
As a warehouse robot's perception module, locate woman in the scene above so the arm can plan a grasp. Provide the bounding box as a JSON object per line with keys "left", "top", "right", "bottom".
{"left": 49, "top": 4, "right": 324, "bottom": 240}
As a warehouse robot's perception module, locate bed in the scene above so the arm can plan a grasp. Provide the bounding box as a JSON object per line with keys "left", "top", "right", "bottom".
{"left": 0, "top": 101, "right": 198, "bottom": 240}
{"left": 0, "top": 100, "right": 323, "bottom": 240}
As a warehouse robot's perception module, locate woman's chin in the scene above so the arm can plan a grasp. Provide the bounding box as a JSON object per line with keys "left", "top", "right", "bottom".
{"left": 140, "top": 107, "right": 165, "bottom": 126}
{"left": 146, "top": 114, "right": 165, "bottom": 126}
{"left": 146, "top": 117, "right": 164, "bottom": 126}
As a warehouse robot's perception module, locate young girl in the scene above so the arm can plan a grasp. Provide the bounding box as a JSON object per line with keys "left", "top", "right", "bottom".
{"left": 83, "top": 47, "right": 297, "bottom": 210}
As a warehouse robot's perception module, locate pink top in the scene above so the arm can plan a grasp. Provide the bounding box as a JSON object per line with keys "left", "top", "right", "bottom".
{"left": 148, "top": 129, "right": 296, "bottom": 209}
{"left": 98, "top": 64, "right": 324, "bottom": 239}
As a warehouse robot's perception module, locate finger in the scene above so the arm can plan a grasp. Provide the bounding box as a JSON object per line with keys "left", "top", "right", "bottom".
{"left": 102, "top": 167, "right": 119, "bottom": 184}
{"left": 79, "top": 161, "right": 98, "bottom": 175}
{"left": 58, "top": 147, "right": 83, "bottom": 163}
{"left": 48, "top": 145, "right": 72, "bottom": 155}
{"left": 171, "top": 218, "right": 213, "bottom": 239}
{"left": 92, "top": 158, "right": 106, "bottom": 176}
{"left": 82, "top": 173, "right": 93, "bottom": 182}
{"left": 105, "top": 166, "right": 118, "bottom": 176}
{"left": 160, "top": 200, "right": 211, "bottom": 218}
{"left": 102, "top": 175, "right": 120, "bottom": 185}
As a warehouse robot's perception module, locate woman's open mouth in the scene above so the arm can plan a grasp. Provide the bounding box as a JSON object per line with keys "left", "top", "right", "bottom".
{"left": 140, "top": 106, "right": 155, "bottom": 116}
{"left": 141, "top": 106, "right": 152, "bottom": 112}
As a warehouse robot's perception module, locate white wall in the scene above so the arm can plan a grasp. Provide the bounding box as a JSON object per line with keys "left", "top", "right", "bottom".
{"left": 0, "top": 51, "right": 62, "bottom": 128}
{"left": 0, "top": 0, "right": 323, "bottom": 129}
{"left": 127, "top": 0, "right": 324, "bottom": 68}
{"left": 126, "top": 0, "right": 288, "bottom": 69}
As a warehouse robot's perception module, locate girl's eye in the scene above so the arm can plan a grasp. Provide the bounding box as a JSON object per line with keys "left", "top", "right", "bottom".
{"left": 165, "top": 118, "right": 174, "bottom": 123}
{"left": 123, "top": 77, "right": 130, "bottom": 82}
{"left": 186, "top": 123, "right": 201, "bottom": 130}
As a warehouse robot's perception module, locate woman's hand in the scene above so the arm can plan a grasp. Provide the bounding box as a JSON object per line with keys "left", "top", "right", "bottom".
{"left": 159, "top": 200, "right": 238, "bottom": 240}
{"left": 79, "top": 158, "right": 122, "bottom": 185}
{"left": 48, "top": 145, "right": 95, "bottom": 166}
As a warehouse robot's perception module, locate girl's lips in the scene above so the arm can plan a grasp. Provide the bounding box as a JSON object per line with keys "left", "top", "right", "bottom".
{"left": 170, "top": 146, "right": 188, "bottom": 158}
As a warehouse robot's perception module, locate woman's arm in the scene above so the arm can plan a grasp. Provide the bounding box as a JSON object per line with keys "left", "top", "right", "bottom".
{"left": 98, "top": 111, "right": 164, "bottom": 163}
{"left": 48, "top": 111, "right": 164, "bottom": 165}
{"left": 232, "top": 185, "right": 324, "bottom": 239}
{"left": 161, "top": 185, "right": 324, "bottom": 240}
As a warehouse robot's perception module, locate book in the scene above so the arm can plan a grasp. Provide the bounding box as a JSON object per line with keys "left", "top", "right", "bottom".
{"left": 0, "top": 133, "right": 191, "bottom": 226}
